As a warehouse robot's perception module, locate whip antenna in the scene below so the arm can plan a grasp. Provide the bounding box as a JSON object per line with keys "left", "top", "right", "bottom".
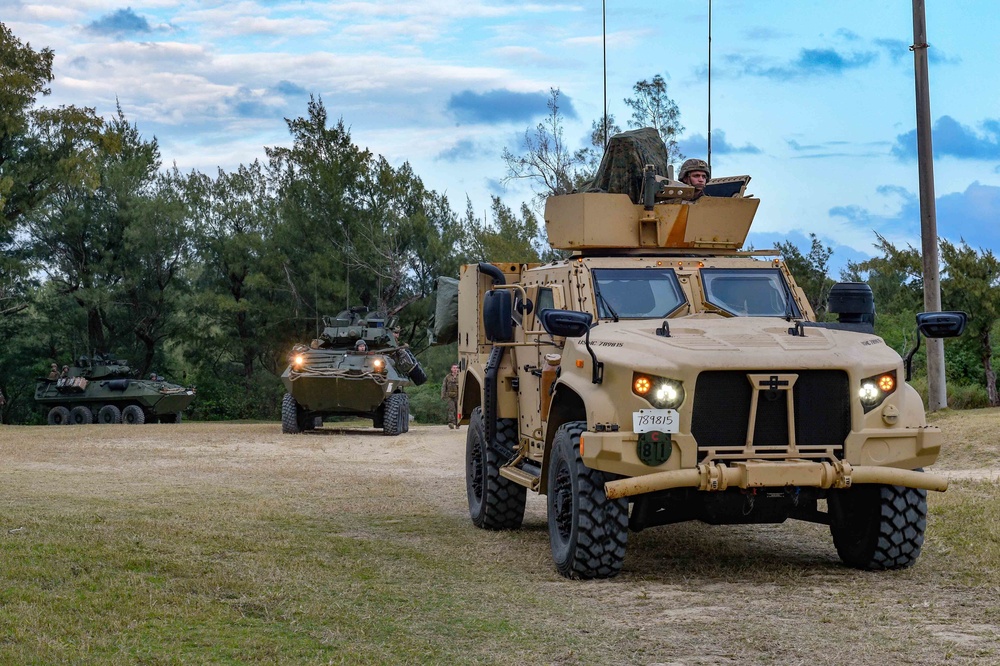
{"left": 603, "top": 0, "right": 608, "bottom": 148}
{"left": 708, "top": 0, "right": 712, "bottom": 169}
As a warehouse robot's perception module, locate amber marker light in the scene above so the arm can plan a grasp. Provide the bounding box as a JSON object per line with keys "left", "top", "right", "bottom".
{"left": 575, "top": 359, "right": 585, "bottom": 368}
{"left": 878, "top": 374, "right": 895, "bottom": 392}
{"left": 633, "top": 375, "right": 652, "bottom": 395}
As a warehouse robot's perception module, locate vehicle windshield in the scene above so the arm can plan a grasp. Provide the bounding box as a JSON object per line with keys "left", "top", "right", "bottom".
{"left": 701, "top": 268, "right": 801, "bottom": 317}
{"left": 592, "top": 268, "right": 686, "bottom": 319}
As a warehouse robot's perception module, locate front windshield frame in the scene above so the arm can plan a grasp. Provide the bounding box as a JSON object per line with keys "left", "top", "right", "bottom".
{"left": 592, "top": 268, "right": 687, "bottom": 320}
{"left": 700, "top": 267, "right": 802, "bottom": 318}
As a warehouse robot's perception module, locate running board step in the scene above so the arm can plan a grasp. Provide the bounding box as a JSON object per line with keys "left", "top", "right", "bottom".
{"left": 499, "top": 465, "right": 540, "bottom": 491}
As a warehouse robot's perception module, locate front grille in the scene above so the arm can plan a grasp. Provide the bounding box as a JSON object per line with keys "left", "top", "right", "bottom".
{"left": 691, "top": 370, "right": 851, "bottom": 462}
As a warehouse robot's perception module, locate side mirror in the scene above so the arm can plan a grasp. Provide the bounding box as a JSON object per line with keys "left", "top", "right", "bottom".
{"left": 903, "top": 311, "right": 968, "bottom": 380}
{"left": 538, "top": 309, "right": 593, "bottom": 338}
{"left": 916, "top": 311, "right": 967, "bottom": 339}
{"left": 483, "top": 290, "right": 513, "bottom": 342}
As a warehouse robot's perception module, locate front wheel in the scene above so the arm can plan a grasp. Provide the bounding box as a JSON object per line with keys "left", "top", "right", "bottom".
{"left": 829, "top": 482, "right": 927, "bottom": 570}
{"left": 547, "top": 421, "right": 628, "bottom": 579}
{"left": 465, "top": 407, "right": 525, "bottom": 530}
{"left": 382, "top": 393, "right": 408, "bottom": 436}
{"left": 281, "top": 393, "right": 301, "bottom": 434}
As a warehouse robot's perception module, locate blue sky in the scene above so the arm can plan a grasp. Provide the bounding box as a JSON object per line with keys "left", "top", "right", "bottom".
{"left": 7, "top": 1, "right": 1000, "bottom": 275}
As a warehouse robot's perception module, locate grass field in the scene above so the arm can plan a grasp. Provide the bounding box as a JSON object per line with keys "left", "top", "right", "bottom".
{"left": 2, "top": 411, "right": 999, "bottom": 665}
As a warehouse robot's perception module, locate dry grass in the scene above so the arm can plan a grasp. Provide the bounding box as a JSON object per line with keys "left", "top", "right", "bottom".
{"left": 1, "top": 416, "right": 998, "bottom": 665}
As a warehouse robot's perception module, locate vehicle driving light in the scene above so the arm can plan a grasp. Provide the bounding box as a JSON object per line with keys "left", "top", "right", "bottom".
{"left": 292, "top": 354, "right": 305, "bottom": 369}
{"left": 372, "top": 356, "right": 385, "bottom": 373}
{"left": 632, "top": 373, "right": 684, "bottom": 409}
{"left": 859, "top": 370, "right": 896, "bottom": 412}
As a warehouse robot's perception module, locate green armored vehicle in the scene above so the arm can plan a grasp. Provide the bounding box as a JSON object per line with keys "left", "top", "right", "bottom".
{"left": 35, "top": 354, "right": 196, "bottom": 425}
{"left": 280, "top": 306, "right": 427, "bottom": 435}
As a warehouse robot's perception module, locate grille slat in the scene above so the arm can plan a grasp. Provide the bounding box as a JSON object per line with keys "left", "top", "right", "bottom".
{"left": 691, "top": 370, "right": 851, "bottom": 461}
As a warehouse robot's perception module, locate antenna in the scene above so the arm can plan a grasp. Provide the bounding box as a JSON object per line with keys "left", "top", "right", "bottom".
{"left": 707, "top": 0, "right": 712, "bottom": 169}
{"left": 602, "top": 0, "right": 608, "bottom": 148}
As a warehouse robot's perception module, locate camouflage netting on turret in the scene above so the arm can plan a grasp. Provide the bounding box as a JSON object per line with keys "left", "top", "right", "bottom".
{"left": 585, "top": 127, "right": 670, "bottom": 204}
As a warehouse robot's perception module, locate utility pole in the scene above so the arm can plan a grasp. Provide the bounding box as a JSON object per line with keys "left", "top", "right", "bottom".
{"left": 911, "top": 0, "right": 947, "bottom": 411}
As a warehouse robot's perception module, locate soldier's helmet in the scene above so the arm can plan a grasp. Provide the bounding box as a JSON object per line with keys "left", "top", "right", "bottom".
{"left": 678, "top": 158, "right": 711, "bottom": 183}
{"left": 355, "top": 340, "right": 368, "bottom": 352}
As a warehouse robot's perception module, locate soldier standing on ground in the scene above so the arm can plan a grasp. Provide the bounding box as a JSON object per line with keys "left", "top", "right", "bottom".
{"left": 442, "top": 364, "right": 459, "bottom": 429}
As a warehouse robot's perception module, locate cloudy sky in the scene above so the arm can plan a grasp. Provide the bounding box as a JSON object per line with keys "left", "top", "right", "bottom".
{"left": 6, "top": 1, "right": 1000, "bottom": 273}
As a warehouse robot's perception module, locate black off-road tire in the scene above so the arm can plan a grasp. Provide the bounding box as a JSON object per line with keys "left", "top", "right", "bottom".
{"left": 159, "top": 412, "right": 182, "bottom": 424}
{"left": 122, "top": 405, "right": 146, "bottom": 425}
{"left": 829, "top": 481, "right": 928, "bottom": 570}
{"left": 97, "top": 405, "right": 122, "bottom": 424}
{"left": 465, "top": 407, "right": 526, "bottom": 530}
{"left": 47, "top": 406, "right": 71, "bottom": 426}
{"left": 69, "top": 405, "right": 93, "bottom": 425}
{"left": 281, "top": 393, "right": 302, "bottom": 434}
{"left": 547, "top": 421, "right": 629, "bottom": 579}
{"left": 408, "top": 363, "right": 427, "bottom": 387}
{"left": 382, "top": 393, "right": 408, "bottom": 436}
{"left": 401, "top": 399, "right": 410, "bottom": 433}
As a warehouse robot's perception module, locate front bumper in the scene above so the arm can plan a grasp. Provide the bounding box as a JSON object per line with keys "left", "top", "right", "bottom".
{"left": 604, "top": 459, "right": 949, "bottom": 500}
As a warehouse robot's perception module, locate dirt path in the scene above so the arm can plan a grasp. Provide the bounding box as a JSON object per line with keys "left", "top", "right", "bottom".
{"left": 2, "top": 420, "right": 998, "bottom": 664}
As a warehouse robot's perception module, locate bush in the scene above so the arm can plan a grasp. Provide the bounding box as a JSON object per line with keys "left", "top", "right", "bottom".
{"left": 909, "top": 378, "right": 992, "bottom": 410}
{"left": 407, "top": 382, "right": 451, "bottom": 424}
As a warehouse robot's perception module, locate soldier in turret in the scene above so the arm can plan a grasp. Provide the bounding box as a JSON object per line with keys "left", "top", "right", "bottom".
{"left": 679, "top": 158, "right": 710, "bottom": 200}
{"left": 47, "top": 363, "right": 59, "bottom": 380}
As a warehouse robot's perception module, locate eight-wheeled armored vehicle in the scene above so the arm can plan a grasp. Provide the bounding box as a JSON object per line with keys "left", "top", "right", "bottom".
{"left": 455, "top": 128, "right": 966, "bottom": 579}
{"left": 280, "top": 307, "right": 427, "bottom": 435}
{"left": 35, "top": 354, "right": 196, "bottom": 425}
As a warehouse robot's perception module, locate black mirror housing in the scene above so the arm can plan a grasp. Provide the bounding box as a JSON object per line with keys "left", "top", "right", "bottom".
{"left": 538, "top": 309, "right": 593, "bottom": 338}
{"left": 916, "top": 311, "right": 968, "bottom": 339}
{"left": 483, "top": 290, "right": 514, "bottom": 342}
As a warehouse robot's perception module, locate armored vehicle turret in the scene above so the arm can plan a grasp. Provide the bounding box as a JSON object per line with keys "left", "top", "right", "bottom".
{"left": 35, "top": 354, "right": 196, "bottom": 425}
{"left": 454, "top": 128, "right": 967, "bottom": 578}
{"left": 280, "top": 306, "right": 427, "bottom": 435}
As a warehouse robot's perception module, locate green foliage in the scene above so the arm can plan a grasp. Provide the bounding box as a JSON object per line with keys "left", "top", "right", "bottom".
{"left": 775, "top": 233, "right": 834, "bottom": 317}
{"left": 407, "top": 382, "right": 452, "bottom": 424}
{"left": 623, "top": 74, "right": 685, "bottom": 164}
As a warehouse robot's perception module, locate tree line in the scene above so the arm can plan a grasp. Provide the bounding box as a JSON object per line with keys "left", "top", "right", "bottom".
{"left": 1, "top": 23, "right": 996, "bottom": 424}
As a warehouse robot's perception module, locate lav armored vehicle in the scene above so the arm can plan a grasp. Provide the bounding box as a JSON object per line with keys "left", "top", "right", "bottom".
{"left": 280, "top": 306, "right": 427, "bottom": 435}
{"left": 35, "top": 354, "right": 196, "bottom": 425}
{"left": 454, "top": 128, "right": 966, "bottom": 579}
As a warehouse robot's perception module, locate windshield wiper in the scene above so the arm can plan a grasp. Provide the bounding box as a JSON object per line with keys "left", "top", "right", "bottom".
{"left": 595, "top": 289, "right": 619, "bottom": 322}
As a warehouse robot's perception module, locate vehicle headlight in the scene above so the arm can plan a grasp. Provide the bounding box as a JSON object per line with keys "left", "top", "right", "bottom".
{"left": 292, "top": 354, "right": 305, "bottom": 369}
{"left": 372, "top": 356, "right": 386, "bottom": 373}
{"left": 859, "top": 370, "right": 896, "bottom": 412}
{"left": 632, "top": 373, "right": 685, "bottom": 409}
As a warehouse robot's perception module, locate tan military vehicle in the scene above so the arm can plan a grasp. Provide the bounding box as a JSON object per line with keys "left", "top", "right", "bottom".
{"left": 455, "top": 129, "right": 966, "bottom": 579}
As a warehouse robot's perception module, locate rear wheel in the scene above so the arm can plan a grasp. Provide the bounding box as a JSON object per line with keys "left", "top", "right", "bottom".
{"left": 69, "top": 406, "right": 93, "bottom": 425}
{"left": 382, "top": 393, "right": 408, "bottom": 436}
{"left": 281, "top": 393, "right": 301, "bottom": 434}
{"left": 547, "top": 421, "right": 628, "bottom": 579}
{"left": 122, "top": 405, "right": 145, "bottom": 425}
{"left": 97, "top": 405, "right": 122, "bottom": 424}
{"left": 830, "top": 482, "right": 927, "bottom": 570}
{"left": 465, "top": 408, "right": 526, "bottom": 530}
{"left": 47, "top": 406, "right": 71, "bottom": 426}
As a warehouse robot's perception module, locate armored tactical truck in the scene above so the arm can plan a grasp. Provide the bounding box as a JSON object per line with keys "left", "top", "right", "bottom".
{"left": 280, "top": 306, "right": 427, "bottom": 435}
{"left": 456, "top": 129, "right": 966, "bottom": 579}
{"left": 35, "top": 354, "right": 196, "bottom": 425}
